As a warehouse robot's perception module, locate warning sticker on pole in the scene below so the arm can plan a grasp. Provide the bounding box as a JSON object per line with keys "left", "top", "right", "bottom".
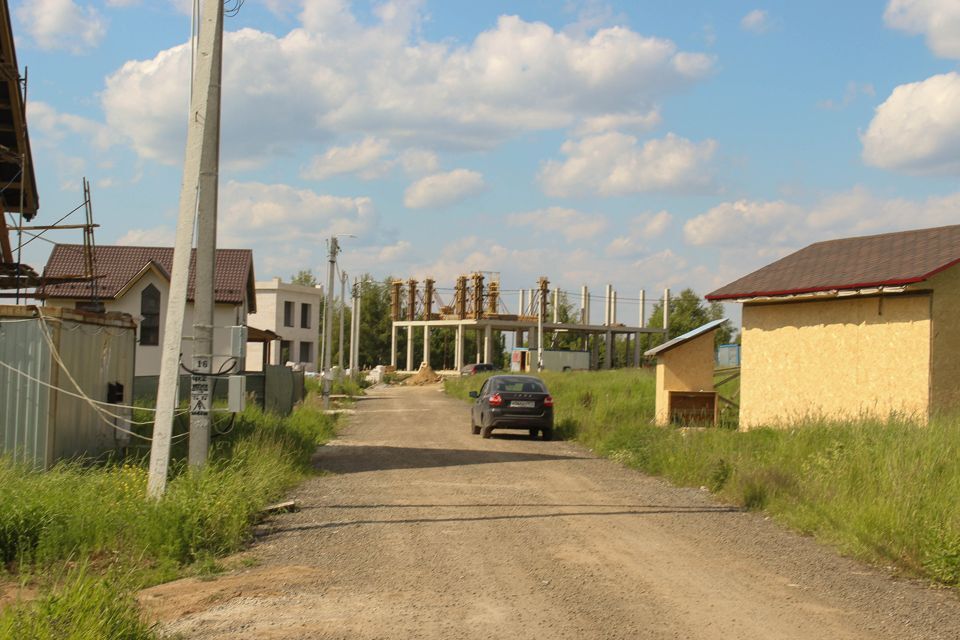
{"left": 190, "top": 372, "right": 210, "bottom": 416}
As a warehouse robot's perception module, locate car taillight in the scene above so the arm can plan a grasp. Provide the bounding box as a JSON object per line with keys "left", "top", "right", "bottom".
{"left": 544, "top": 395, "right": 554, "bottom": 407}
{"left": 489, "top": 393, "right": 503, "bottom": 407}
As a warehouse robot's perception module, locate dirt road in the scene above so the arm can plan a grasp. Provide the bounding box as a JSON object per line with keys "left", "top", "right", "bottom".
{"left": 142, "top": 384, "right": 960, "bottom": 639}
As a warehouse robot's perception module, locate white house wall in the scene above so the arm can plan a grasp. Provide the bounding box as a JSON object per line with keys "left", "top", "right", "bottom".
{"left": 247, "top": 278, "right": 322, "bottom": 372}
{"left": 45, "top": 269, "right": 247, "bottom": 377}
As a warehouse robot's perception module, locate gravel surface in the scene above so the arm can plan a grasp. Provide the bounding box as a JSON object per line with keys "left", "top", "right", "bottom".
{"left": 141, "top": 384, "right": 960, "bottom": 639}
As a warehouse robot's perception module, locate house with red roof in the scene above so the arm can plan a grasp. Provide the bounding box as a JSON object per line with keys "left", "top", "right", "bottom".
{"left": 38, "top": 244, "right": 256, "bottom": 377}
{"left": 707, "top": 224, "right": 960, "bottom": 428}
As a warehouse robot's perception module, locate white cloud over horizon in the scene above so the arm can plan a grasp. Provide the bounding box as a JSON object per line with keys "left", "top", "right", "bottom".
{"left": 539, "top": 132, "right": 718, "bottom": 197}
{"left": 507, "top": 207, "right": 608, "bottom": 242}
{"left": 885, "top": 0, "right": 960, "bottom": 59}
{"left": 98, "top": 6, "right": 715, "bottom": 166}
{"left": 740, "top": 10, "right": 771, "bottom": 34}
{"left": 403, "top": 169, "right": 485, "bottom": 209}
{"left": 861, "top": 72, "right": 960, "bottom": 175}
{"left": 16, "top": 0, "right": 106, "bottom": 54}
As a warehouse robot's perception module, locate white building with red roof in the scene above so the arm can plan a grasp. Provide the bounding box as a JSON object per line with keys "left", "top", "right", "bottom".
{"left": 38, "top": 244, "right": 256, "bottom": 377}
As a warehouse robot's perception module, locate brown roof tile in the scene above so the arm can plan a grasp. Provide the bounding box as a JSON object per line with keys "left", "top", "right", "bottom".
{"left": 706, "top": 224, "right": 960, "bottom": 301}
{"left": 38, "top": 245, "right": 255, "bottom": 310}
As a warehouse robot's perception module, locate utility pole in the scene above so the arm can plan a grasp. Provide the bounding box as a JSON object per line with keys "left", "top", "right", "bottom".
{"left": 321, "top": 237, "right": 339, "bottom": 408}
{"left": 338, "top": 270, "right": 347, "bottom": 370}
{"left": 148, "top": 0, "right": 223, "bottom": 497}
{"left": 350, "top": 277, "right": 362, "bottom": 377}
{"left": 188, "top": 0, "right": 224, "bottom": 469}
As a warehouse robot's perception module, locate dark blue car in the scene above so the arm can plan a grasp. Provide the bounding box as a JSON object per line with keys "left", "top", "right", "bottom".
{"left": 469, "top": 374, "right": 554, "bottom": 440}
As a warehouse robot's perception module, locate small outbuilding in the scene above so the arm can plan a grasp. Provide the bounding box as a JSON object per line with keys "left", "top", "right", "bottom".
{"left": 707, "top": 224, "right": 960, "bottom": 428}
{"left": 646, "top": 318, "right": 727, "bottom": 426}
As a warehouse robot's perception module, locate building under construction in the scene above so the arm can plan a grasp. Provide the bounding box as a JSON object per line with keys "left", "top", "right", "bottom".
{"left": 389, "top": 273, "right": 669, "bottom": 373}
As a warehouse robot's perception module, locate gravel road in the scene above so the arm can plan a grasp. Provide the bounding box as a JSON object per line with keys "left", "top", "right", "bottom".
{"left": 141, "top": 383, "right": 960, "bottom": 639}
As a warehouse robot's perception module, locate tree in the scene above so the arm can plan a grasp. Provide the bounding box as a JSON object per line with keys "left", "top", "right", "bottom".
{"left": 290, "top": 269, "right": 317, "bottom": 287}
{"left": 642, "top": 288, "right": 732, "bottom": 350}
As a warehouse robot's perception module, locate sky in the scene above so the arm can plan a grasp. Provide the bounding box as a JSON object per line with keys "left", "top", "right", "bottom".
{"left": 9, "top": 0, "right": 960, "bottom": 325}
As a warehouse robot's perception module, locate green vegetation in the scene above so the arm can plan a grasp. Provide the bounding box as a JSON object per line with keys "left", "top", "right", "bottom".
{"left": 446, "top": 369, "right": 960, "bottom": 587}
{"left": 0, "top": 399, "right": 337, "bottom": 639}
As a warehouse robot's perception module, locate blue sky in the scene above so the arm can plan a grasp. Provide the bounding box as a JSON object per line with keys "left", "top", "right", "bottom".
{"left": 10, "top": 0, "right": 960, "bottom": 323}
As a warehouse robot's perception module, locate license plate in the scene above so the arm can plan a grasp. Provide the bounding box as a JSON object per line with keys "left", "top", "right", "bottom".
{"left": 510, "top": 400, "right": 535, "bottom": 408}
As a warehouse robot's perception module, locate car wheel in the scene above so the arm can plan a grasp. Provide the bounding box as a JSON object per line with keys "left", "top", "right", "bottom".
{"left": 481, "top": 425, "right": 493, "bottom": 439}
{"left": 471, "top": 416, "right": 480, "bottom": 435}
{"left": 541, "top": 428, "right": 553, "bottom": 441}
{"left": 528, "top": 428, "right": 538, "bottom": 439}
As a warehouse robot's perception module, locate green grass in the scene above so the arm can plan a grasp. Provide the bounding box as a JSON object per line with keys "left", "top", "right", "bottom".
{"left": 445, "top": 369, "right": 960, "bottom": 587}
{"left": 0, "top": 396, "right": 338, "bottom": 638}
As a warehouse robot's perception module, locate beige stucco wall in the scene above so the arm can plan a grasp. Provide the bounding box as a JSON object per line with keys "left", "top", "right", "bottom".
{"left": 46, "top": 269, "right": 247, "bottom": 377}
{"left": 740, "top": 294, "right": 931, "bottom": 429}
{"left": 654, "top": 332, "right": 716, "bottom": 425}
{"left": 915, "top": 266, "right": 960, "bottom": 416}
{"left": 247, "top": 278, "right": 322, "bottom": 372}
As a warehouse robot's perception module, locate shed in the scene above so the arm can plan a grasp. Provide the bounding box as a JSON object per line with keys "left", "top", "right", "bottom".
{"left": 706, "top": 224, "right": 960, "bottom": 428}
{"left": 0, "top": 305, "right": 136, "bottom": 469}
{"left": 645, "top": 318, "right": 726, "bottom": 426}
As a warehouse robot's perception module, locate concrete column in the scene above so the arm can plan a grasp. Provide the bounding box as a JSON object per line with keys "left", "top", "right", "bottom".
{"left": 455, "top": 323, "right": 465, "bottom": 370}
{"left": 604, "top": 284, "right": 612, "bottom": 325}
{"left": 516, "top": 290, "right": 526, "bottom": 345}
{"left": 475, "top": 328, "right": 482, "bottom": 364}
{"left": 639, "top": 289, "right": 646, "bottom": 328}
{"left": 612, "top": 290, "right": 618, "bottom": 324}
{"left": 406, "top": 326, "right": 414, "bottom": 371}
{"left": 605, "top": 331, "right": 613, "bottom": 369}
{"left": 530, "top": 326, "right": 538, "bottom": 352}
{"left": 484, "top": 324, "right": 493, "bottom": 364}
{"left": 552, "top": 288, "right": 560, "bottom": 323}
{"left": 634, "top": 331, "right": 642, "bottom": 367}
{"left": 591, "top": 334, "right": 599, "bottom": 370}
{"left": 390, "top": 324, "right": 397, "bottom": 368}
{"left": 423, "top": 325, "right": 431, "bottom": 368}
{"left": 663, "top": 288, "right": 671, "bottom": 332}
{"left": 580, "top": 286, "right": 587, "bottom": 324}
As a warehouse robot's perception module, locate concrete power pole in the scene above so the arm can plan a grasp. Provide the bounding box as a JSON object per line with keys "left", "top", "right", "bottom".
{"left": 188, "top": 0, "right": 224, "bottom": 469}
{"left": 338, "top": 270, "right": 347, "bottom": 370}
{"left": 321, "top": 237, "right": 339, "bottom": 408}
{"left": 148, "top": 0, "right": 223, "bottom": 497}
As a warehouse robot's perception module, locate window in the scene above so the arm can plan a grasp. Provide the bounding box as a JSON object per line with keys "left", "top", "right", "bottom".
{"left": 280, "top": 340, "right": 292, "bottom": 364}
{"left": 283, "top": 301, "right": 294, "bottom": 327}
{"left": 140, "top": 285, "right": 160, "bottom": 346}
{"left": 300, "top": 303, "right": 311, "bottom": 329}
{"left": 299, "top": 341, "right": 313, "bottom": 364}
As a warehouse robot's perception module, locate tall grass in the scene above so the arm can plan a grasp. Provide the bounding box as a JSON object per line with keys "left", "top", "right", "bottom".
{"left": 446, "top": 369, "right": 960, "bottom": 586}
{"left": 0, "top": 397, "right": 337, "bottom": 638}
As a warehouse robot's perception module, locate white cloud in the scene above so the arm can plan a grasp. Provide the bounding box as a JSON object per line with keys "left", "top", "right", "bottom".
{"left": 572, "top": 109, "right": 662, "bottom": 136}
{"left": 740, "top": 9, "right": 771, "bottom": 34}
{"left": 377, "top": 240, "right": 412, "bottom": 262}
{"left": 684, "top": 199, "right": 804, "bottom": 248}
{"left": 507, "top": 207, "right": 607, "bottom": 242}
{"left": 28, "top": 101, "right": 119, "bottom": 150}
{"left": 218, "top": 181, "right": 377, "bottom": 247}
{"left": 861, "top": 72, "right": 960, "bottom": 174}
{"left": 634, "top": 210, "right": 672, "bottom": 238}
{"left": 539, "top": 132, "right": 717, "bottom": 197}
{"left": 100, "top": 7, "right": 714, "bottom": 165}
{"left": 605, "top": 210, "right": 672, "bottom": 257}
{"left": 116, "top": 226, "right": 176, "bottom": 246}
{"left": 885, "top": 0, "right": 960, "bottom": 58}
{"left": 684, "top": 188, "right": 960, "bottom": 251}
{"left": 16, "top": 0, "right": 106, "bottom": 53}
{"left": 403, "top": 169, "right": 485, "bottom": 209}
{"left": 301, "top": 137, "right": 392, "bottom": 180}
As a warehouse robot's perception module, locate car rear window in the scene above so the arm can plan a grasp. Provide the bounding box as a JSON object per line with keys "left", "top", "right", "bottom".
{"left": 494, "top": 378, "right": 545, "bottom": 393}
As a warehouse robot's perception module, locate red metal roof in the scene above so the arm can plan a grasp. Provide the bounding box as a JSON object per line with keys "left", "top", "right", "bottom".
{"left": 38, "top": 244, "right": 256, "bottom": 310}
{"left": 706, "top": 224, "right": 960, "bottom": 301}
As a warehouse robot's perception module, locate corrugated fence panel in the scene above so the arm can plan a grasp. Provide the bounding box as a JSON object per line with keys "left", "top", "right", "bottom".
{"left": 0, "top": 318, "right": 51, "bottom": 469}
